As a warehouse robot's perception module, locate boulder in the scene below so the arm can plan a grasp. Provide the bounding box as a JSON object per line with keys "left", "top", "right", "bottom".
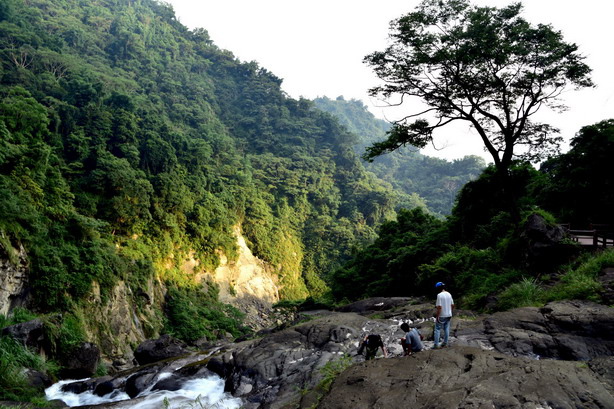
{"left": 60, "top": 342, "right": 101, "bottom": 379}
{"left": 520, "top": 213, "right": 578, "bottom": 271}
{"left": 317, "top": 347, "right": 614, "bottom": 409}
{"left": 456, "top": 300, "right": 614, "bottom": 360}
{"left": 1, "top": 318, "right": 47, "bottom": 354}
{"left": 133, "top": 334, "right": 189, "bottom": 365}
{"left": 125, "top": 369, "right": 158, "bottom": 398}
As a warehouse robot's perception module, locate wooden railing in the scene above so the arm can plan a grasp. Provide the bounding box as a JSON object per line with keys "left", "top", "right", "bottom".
{"left": 560, "top": 223, "right": 614, "bottom": 248}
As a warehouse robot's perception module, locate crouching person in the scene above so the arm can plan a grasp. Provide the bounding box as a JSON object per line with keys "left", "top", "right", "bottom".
{"left": 357, "top": 334, "right": 388, "bottom": 360}
{"left": 400, "top": 322, "right": 423, "bottom": 356}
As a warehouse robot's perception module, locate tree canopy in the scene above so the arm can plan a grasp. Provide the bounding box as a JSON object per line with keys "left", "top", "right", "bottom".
{"left": 364, "top": 0, "right": 593, "bottom": 173}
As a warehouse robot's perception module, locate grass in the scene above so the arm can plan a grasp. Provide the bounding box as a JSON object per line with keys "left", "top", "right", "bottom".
{"left": 0, "top": 335, "right": 51, "bottom": 403}
{"left": 497, "top": 277, "right": 545, "bottom": 310}
{"left": 544, "top": 249, "right": 613, "bottom": 303}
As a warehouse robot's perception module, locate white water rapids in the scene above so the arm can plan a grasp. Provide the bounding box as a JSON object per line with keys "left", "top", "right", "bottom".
{"left": 45, "top": 372, "right": 243, "bottom": 409}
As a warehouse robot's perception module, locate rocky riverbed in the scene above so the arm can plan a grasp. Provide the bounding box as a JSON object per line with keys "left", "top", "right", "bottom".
{"left": 29, "top": 299, "right": 614, "bottom": 408}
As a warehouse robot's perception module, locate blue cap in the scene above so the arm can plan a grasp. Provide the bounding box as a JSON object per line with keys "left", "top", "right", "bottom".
{"left": 435, "top": 282, "right": 445, "bottom": 288}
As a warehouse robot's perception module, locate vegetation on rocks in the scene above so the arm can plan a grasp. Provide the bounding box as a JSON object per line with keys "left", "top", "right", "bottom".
{"left": 0, "top": 0, "right": 613, "bottom": 405}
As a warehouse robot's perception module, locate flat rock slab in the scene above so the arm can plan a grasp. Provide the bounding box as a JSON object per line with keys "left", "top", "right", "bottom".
{"left": 317, "top": 346, "right": 614, "bottom": 409}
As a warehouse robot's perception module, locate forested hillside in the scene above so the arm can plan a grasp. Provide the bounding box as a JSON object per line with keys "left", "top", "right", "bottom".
{"left": 314, "top": 96, "right": 485, "bottom": 215}
{"left": 0, "top": 0, "right": 413, "bottom": 341}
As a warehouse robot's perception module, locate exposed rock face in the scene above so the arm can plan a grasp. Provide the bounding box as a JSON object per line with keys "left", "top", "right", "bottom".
{"left": 207, "top": 312, "right": 396, "bottom": 409}
{"left": 456, "top": 300, "right": 614, "bottom": 360}
{"left": 210, "top": 226, "right": 280, "bottom": 330}
{"left": 317, "top": 348, "right": 614, "bottom": 409}
{"left": 84, "top": 279, "right": 164, "bottom": 371}
{"left": 0, "top": 241, "right": 29, "bottom": 316}
{"left": 133, "top": 334, "right": 189, "bottom": 365}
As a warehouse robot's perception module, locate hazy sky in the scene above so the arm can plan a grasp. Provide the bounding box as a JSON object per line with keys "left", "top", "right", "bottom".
{"left": 166, "top": 0, "right": 614, "bottom": 161}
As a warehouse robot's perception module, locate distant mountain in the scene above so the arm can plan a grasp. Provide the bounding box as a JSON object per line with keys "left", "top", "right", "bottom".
{"left": 314, "top": 96, "right": 486, "bottom": 215}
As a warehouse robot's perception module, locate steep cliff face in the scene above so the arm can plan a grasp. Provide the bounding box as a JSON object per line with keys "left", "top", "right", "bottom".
{"left": 83, "top": 278, "right": 165, "bottom": 367}
{"left": 210, "top": 226, "right": 280, "bottom": 330}
{"left": 0, "top": 241, "right": 29, "bottom": 316}
{"left": 0, "top": 225, "right": 281, "bottom": 366}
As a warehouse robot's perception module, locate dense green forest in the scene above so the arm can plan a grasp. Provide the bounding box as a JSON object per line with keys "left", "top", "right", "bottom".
{"left": 331, "top": 120, "right": 614, "bottom": 305}
{"left": 313, "top": 96, "right": 486, "bottom": 215}
{"left": 1, "top": 0, "right": 613, "bottom": 403}
{"left": 0, "top": 0, "right": 418, "bottom": 398}
{"left": 0, "top": 0, "right": 404, "bottom": 312}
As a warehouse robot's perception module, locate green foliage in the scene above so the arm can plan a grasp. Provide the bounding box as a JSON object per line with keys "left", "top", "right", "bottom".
{"left": 317, "top": 354, "right": 353, "bottom": 391}
{"left": 497, "top": 278, "right": 545, "bottom": 310}
{"left": 330, "top": 207, "right": 447, "bottom": 300}
{"left": 0, "top": 335, "right": 46, "bottom": 402}
{"left": 0, "top": 310, "right": 55, "bottom": 404}
{"left": 163, "top": 283, "right": 248, "bottom": 343}
{"left": 536, "top": 119, "right": 614, "bottom": 227}
{"left": 544, "top": 250, "right": 613, "bottom": 302}
{"left": 42, "top": 312, "right": 87, "bottom": 361}
{"left": 0, "top": 0, "right": 410, "bottom": 320}
{"left": 365, "top": 0, "right": 592, "bottom": 173}
{"left": 448, "top": 163, "right": 541, "bottom": 247}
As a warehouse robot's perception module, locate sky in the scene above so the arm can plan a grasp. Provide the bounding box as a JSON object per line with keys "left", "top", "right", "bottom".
{"left": 165, "top": 0, "right": 614, "bottom": 162}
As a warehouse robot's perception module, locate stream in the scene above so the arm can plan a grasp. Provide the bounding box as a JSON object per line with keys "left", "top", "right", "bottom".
{"left": 45, "top": 372, "right": 243, "bottom": 409}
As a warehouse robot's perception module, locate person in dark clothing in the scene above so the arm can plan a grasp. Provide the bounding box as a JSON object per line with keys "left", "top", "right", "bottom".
{"left": 357, "top": 334, "right": 388, "bottom": 360}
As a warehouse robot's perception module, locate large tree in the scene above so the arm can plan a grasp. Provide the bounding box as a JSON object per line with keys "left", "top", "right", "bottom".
{"left": 364, "top": 0, "right": 593, "bottom": 178}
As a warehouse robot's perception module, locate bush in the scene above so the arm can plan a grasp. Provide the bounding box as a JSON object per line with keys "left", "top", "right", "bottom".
{"left": 163, "top": 283, "right": 248, "bottom": 343}
{"left": 497, "top": 278, "right": 545, "bottom": 310}
{"left": 544, "top": 249, "right": 613, "bottom": 302}
{"left": 0, "top": 331, "right": 54, "bottom": 403}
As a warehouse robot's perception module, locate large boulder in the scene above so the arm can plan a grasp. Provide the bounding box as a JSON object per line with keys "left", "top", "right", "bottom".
{"left": 520, "top": 213, "right": 578, "bottom": 271}
{"left": 206, "top": 312, "right": 399, "bottom": 409}
{"left": 456, "top": 300, "right": 614, "bottom": 360}
{"left": 133, "top": 334, "right": 189, "bottom": 365}
{"left": 317, "top": 347, "right": 614, "bottom": 409}
{"left": 60, "top": 342, "right": 101, "bottom": 379}
{"left": 1, "top": 318, "right": 47, "bottom": 354}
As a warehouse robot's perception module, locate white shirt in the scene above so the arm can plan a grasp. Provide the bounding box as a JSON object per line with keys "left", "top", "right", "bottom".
{"left": 436, "top": 290, "right": 454, "bottom": 318}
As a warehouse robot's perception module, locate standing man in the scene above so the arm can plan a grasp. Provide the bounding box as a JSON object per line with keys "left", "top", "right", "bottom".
{"left": 433, "top": 281, "right": 454, "bottom": 349}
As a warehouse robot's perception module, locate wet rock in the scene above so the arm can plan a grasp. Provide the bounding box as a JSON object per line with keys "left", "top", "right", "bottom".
{"left": 336, "top": 297, "right": 414, "bottom": 314}
{"left": 133, "top": 334, "right": 189, "bottom": 365}
{"left": 151, "top": 374, "right": 183, "bottom": 392}
{"left": 125, "top": 369, "right": 158, "bottom": 398}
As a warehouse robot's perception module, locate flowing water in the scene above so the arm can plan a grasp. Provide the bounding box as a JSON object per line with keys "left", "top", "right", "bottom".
{"left": 45, "top": 372, "right": 243, "bottom": 409}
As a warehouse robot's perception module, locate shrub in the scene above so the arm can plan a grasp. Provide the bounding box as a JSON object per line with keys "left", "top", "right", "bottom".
{"left": 0, "top": 336, "right": 48, "bottom": 402}
{"left": 544, "top": 249, "right": 613, "bottom": 302}
{"left": 163, "top": 283, "right": 248, "bottom": 343}
{"left": 497, "top": 278, "right": 545, "bottom": 310}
